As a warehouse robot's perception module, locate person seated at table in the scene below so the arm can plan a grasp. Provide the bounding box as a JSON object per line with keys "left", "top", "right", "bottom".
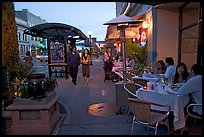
{"left": 163, "top": 56, "right": 176, "bottom": 84}
{"left": 169, "top": 64, "right": 202, "bottom": 134}
{"left": 172, "top": 62, "right": 189, "bottom": 84}
{"left": 114, "top": 53, "right": 119, "bottom": 62}
{"left": 114, "top": 58, "right": 123, "bottom": 67}
{"left": 156, "top": 60, "right": 166, "bottom": 74}
{"left": 126, "top": 56, "right": 135, "bottom": 68}
{"left": 178, "top": 64, "right": 202, "bottom": 116}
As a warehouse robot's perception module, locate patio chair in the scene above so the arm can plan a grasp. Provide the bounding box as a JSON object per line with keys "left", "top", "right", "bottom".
{"left": 128, "top": 98, "right": 170, "bottom": 135}
{"left": 123, "top": 82, "right": 143, "bottom": 122}
{"left": 181, "top": 103, "right": 202, "bottom": 135}
{"left": 132, "top": 78, "right": 148, "bottom": 87}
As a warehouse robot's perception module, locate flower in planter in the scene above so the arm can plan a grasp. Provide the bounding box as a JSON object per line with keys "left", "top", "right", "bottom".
{"left": 45, "top": 77, "right": 58, "bottom": 92}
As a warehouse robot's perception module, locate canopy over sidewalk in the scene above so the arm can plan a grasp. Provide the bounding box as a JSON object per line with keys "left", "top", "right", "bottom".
{"left": 24, "top": 22, "right": 88, "bottom": 40}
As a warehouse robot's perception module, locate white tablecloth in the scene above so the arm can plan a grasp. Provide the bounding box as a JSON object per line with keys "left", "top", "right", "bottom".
{"left": 136, "top": 88, "right": 189, "bottom": 129}
{"left": 132, "top": 75, "right": 159, "bottom": 82}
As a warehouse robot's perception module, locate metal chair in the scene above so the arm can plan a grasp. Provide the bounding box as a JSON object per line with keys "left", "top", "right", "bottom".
{"left": 128, "top": 98, "right": 170, "bottom": 135}
{"left": 181, "top": 103, "right": 202, "bottom": 135}
{"left": 132, "top": 78, "right": 148, "bottom": 87}
{"left": 123, "top": 82, "right": 143, "bottom": 122}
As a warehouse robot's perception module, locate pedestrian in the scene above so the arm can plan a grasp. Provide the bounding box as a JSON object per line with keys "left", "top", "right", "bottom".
{"left": 81, "top": 48, "right": 91, "bottom": 82}
{"left": 67, "top": 46, "right": 80, "bottom": 85}
{"left": 23, "top": 51, "right": 33, "bottom": 67}
{"left": 104, "top": 47, "right": 112, "bottom": 63}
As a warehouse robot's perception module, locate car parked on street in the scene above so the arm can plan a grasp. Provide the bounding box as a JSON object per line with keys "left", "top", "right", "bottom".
{"left": 39, "top": 53, "right": 48, "bottom": 62}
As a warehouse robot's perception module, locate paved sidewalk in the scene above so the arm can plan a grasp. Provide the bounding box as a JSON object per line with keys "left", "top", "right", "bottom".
{"left": 54, "top": 56, "right": 170, "bottom": 135}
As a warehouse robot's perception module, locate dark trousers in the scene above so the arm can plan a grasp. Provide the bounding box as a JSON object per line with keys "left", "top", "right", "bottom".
{"left": 69, "top": 66, "right": 78, "bottom": 83}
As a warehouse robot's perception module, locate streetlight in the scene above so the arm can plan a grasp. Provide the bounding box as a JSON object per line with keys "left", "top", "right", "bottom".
{"left": 104, "top": 14, "right": 142, "bottom": 82}
{"left": 88, "top": 31, "right": 93, "bottom": 65}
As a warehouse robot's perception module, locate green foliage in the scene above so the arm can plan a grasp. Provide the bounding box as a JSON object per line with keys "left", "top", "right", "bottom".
{"left": 131, "top": 63, "right": 145, "bottom": 75}
{"left": 45, "top": 77, "right": 58, "bottom": 91}
{"left": 2, "top": 65, "right": 14, "bottom": 101}
{"left": 2, "top": 2, "right": 19, "bottom": 71}
{"left": 13, "top": 62, "right": 36, "bottom": 82}
{"left": 125, "top": 39, "right": 147, "bottom": 64}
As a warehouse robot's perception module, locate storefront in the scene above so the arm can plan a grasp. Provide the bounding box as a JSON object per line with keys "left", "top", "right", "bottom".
{"left": 114, "top": 2, "right": 202, "bottom": 69}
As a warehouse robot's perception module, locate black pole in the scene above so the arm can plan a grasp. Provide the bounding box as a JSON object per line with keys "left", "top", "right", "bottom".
{"left": 89, "top": 35, "right": 93, "bottom": 65}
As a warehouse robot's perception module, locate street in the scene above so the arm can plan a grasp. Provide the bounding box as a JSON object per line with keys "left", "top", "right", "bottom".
{"left": 32, "top": 58, "right": 49, "bottom": 77}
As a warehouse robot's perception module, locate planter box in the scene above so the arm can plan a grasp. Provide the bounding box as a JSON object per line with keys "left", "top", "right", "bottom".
{"left": 5, "top": 92, "right": 60, "bottom": 135}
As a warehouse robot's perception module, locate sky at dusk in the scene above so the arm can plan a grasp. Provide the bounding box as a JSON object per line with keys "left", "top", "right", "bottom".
{"left": 14, "top": 2, "right": 116, "bottom": 41}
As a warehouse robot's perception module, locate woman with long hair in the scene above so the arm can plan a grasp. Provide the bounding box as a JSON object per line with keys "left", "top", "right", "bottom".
{"left": 172, "top": 62, "right": 189, "bottom": 84}
{"left": 156, "top": 60, "right": 167, "bottom": 74}
{"left": 81, "top": 48, "right": 91, "bottom": 82}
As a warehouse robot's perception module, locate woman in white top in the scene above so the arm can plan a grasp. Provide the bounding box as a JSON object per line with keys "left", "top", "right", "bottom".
{"left": 163, "top": 57, "right": 176, "bottom": 84}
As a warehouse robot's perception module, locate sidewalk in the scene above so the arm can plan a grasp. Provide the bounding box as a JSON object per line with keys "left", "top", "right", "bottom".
{"left": 54, "top": 56, "right": 170, "bottom": 135}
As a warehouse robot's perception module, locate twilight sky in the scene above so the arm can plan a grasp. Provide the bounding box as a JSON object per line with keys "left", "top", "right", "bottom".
{"left": 14, "top": 2, "right": 116, "bottom": 41}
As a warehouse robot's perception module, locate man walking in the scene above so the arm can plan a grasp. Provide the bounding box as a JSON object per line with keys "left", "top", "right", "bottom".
{"left": 67, "top": 46, "right": 80, "bottom": 85}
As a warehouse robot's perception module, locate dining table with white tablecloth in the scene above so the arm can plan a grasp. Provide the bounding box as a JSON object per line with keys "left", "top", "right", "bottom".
{"left": 135, "top": 84, "right": 189, "bottom": 130}
{"left": 132, "top": 74, "right": 160, "bottom": 83}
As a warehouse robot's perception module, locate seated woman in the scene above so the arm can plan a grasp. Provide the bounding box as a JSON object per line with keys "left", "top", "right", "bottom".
{"left": 172, "top": 62, "right": 189, "bottom": 84}
{"left": 156, "top": 60, "right": 166, "bottom": 74}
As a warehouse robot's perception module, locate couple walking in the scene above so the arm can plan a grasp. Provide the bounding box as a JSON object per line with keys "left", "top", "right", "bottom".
{"left": 67, "top": 46, "right": 91, "bottom": 85}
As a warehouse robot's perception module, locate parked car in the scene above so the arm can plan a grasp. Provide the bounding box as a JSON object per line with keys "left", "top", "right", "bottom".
{"left": 39, "top": 53, "right": 48, "bottom": 62}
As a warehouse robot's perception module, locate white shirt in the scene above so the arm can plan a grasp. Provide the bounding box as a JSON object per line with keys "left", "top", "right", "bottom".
{"left": 164, "top": 65, "right": 176, "bottom": 84}
{"left": 177, "top": 75, "right": 202, "bottom": 115}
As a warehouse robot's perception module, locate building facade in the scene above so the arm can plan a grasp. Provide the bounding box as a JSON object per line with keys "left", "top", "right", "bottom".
{"left": 15, "top": 17, "right": 30, "bottom": 57}
{"left": 15, "top": 9, "right": 47, "bottom": 57}
{"left": 114, "top": 2, "right": 202, "bottom": 70}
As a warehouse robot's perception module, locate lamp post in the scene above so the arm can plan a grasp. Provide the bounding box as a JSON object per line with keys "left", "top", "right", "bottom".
{"left": 88, "top": 31, "right": 93, "bottom": 65}
{"left": 104, "top": 14, "right": 142, "bottom": 83}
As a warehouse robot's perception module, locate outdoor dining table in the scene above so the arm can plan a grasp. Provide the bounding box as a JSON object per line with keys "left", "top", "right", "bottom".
{"left": 132, "top": 74, "right": 159, "bottom": 82}
{"left": 135, "top": 83, "right": 189, "bottom": 130}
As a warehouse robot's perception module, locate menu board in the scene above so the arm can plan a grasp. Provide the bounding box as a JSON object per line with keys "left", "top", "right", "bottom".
{"left": 50, "top": 42, "right": 65, "bottom": 63}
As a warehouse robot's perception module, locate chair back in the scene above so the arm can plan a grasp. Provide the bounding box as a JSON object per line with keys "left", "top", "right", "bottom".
{"left": 133, "top": 78, "right": 148, "bottom": 87}
{"left": 128, "top": 98, "right": 151, "bottom": 123}
{"left": 124, "top": 82, "right": 143, "bottom": 99}
{"left": 186, "top": 103, "right": 202, "bottom": 119}
{"left": 126, "top": 73, "right": 134, "bottom": 81}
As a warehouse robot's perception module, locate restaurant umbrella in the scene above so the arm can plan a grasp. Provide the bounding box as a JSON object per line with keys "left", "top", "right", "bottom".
{"left": 104, "top": 14, "right": 142, "bottom": 82}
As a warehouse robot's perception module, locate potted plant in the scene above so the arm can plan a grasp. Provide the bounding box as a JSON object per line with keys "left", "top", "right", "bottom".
{"left": 44, "top": 77, "right": 58, "bottom": 92}
{"left": 2, "top": 62, "right": 36, "bottom": 106}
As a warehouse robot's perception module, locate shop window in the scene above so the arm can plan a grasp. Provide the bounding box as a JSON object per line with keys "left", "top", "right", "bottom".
{"left": 182, "top": 2, "right": 200, "bottom": 28}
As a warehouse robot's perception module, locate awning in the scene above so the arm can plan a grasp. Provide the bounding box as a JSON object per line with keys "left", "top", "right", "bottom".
{"left": 24, "top": 23, "right": 88, "bottom": 40}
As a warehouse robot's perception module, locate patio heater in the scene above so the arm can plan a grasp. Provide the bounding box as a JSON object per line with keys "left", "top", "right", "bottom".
{"left": 88, "top": 31, "right": 93, "bottom": 65}
{"left": 104, "top": 14, "right": 142, "bottom": 82}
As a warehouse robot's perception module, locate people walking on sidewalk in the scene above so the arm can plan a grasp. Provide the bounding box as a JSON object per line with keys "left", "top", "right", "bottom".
{"left": 67, "top": 46, "right": 80, "bottom": 85}
{"left": 81, "top": 48, "right": 91, "bottom": 83}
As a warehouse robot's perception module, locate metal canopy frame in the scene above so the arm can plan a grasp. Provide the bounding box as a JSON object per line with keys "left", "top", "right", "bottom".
{"left": 24, "top": 23, "right": 88, "bottom": 40}
{"left": 24, "top": 23, "right": 88, "bottom": 79}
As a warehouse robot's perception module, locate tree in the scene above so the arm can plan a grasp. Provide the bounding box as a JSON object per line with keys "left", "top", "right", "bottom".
{"left": 2, "top": 2, "right": 19, "bottom": 71}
